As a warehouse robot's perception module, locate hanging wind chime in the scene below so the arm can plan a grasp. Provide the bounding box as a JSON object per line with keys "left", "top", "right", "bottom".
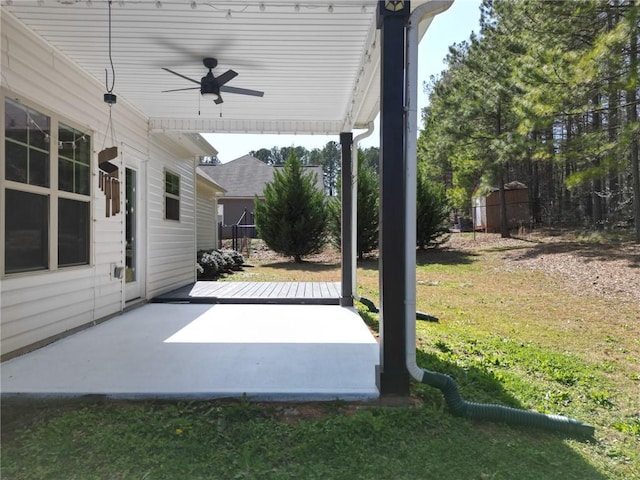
{"left": 98, "top": 0, "right": 120, "bottom": 218}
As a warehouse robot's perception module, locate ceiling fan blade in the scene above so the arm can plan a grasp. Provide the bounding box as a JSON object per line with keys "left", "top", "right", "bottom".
{"left": 215, "top": 69, "right": 238, "bottom": 87}
{"left": 220, "top": 86, "right": 264, "bottom": 97}
{"left": 162, "top": 68, "right": 200, "bottom": 85}
{"left": 162, "top": 87, "right": 201, "bottom": 93}
{"left": 214, "top": 96, "right": 224, "bottom": 105}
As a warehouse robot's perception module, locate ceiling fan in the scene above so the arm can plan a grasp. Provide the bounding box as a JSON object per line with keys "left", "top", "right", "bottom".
{"left": 162, "top": 58, "right": 264, "bottom": 104}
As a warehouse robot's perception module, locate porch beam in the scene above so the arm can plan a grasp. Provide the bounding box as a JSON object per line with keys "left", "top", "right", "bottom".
{"left": 340, "top": 132, "right": 354, "bottom": 307}
{"left": 149, "top": 118, "right": 345, "bottom": 136}
{"left": 376, "top": 0, "right": 411, "bottom": 396}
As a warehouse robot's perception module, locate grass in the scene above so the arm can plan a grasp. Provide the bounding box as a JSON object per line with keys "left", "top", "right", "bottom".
{"left": 2, "top": 234, "right": 639, "bottom": 479}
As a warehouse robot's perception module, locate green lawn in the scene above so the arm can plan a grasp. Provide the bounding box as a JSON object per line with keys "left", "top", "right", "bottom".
{"left": 2, "top": 235, "right": 638, "bottom": 479}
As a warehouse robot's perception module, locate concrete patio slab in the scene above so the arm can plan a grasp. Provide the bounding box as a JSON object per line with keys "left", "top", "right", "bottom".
{"left": 0, "top": 304, "right": 379, "bottom": 401}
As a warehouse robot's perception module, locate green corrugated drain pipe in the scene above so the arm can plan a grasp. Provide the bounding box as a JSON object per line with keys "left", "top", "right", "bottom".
{"left": 359, "top": 294, "right": 594, "bottom": 438}
{"left": 418, "top": 367, "right": 595, "bottom": 437}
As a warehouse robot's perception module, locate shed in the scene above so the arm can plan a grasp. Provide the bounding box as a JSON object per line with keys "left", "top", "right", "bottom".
{"left": 473, "top": 181, "right": 530, "bottom": 233}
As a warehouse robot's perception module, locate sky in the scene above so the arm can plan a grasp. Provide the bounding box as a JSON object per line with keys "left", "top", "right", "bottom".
{"left": 202, "top": 0, "right": 482, "bottom": 163}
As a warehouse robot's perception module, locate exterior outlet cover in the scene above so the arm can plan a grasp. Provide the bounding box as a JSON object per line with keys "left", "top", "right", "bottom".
{"left": 114, "top": 266, "right": 125, "bottom": 279}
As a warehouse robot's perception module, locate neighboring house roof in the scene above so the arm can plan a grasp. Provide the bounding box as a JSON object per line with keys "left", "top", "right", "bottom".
{"left": 200, "top": 155, "right": 324, "bottom": 198}
{"left": 195, "top": 167, "right": 227, "bottom": 194}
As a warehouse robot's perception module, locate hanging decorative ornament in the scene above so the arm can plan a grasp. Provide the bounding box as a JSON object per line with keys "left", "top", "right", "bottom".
{"left": 98, "top": 0, "right": 121, "bottom": 217}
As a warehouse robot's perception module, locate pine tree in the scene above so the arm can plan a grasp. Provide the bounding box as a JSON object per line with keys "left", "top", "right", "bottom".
{"left": 416, "top": 163, "right": 450, "bottom": 249}
{"left": 327, "top": 150, "right": 379, "bottom": 259}
{"left": 254, "top": 152, "right": 327, "bottom": 262}
{"left": 356, "top": 156, "right": 379, "bottom": 258}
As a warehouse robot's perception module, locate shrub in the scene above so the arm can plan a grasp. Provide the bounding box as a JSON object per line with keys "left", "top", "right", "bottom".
{"left": 416, "top": 163, "right": 450, "bottom": 249}
{"left": 327, "top": 153, "right": 379, "bottom": 259}
{"left": 254, "top": 151, "right": 327, "bottom": 263}
{"left": 196, "top": 248, "right": 244, "bottom": 279}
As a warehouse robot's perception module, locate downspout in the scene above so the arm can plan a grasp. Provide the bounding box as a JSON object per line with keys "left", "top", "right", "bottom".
{"left": 351, "top": 122, "right": 375, "bottom": 302}
{"left": 404, "top": 1, "right": 594, "bottom": 437}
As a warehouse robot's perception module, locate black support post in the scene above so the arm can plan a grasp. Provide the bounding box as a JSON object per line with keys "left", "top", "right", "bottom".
{"left": 376, "top": 0, "right": 411, "bottom": 396}
{"left": 340, "top": 132, "right": 354, "bottom": 307}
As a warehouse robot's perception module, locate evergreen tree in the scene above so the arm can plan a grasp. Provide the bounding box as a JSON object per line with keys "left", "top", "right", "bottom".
{"left": 361, "top": 146, "right": 380, "bottom": 175}
{"left": 417, "top": 0, "right": 639, "bottom": 237}
{"left": 356, "top": 155, "right": 379, "bottom": 258}
{"left": 327, "top": 196, "right": 341, "bottom": 249}
{"left": 327, "top": 150, "right": 379, "bottom": 259}
{"left": 321, "top": 141, "right": 341, "bottom": 196}
{"left": 254, "top": 152, "right": 327, "bottom": 262}
{"left": 416, "top": 163, "right": 450, "bottom": 249}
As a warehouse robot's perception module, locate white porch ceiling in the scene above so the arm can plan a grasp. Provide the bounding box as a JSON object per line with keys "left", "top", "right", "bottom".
{"left": 1, "top": 0, "right": 438, "bottom": 135}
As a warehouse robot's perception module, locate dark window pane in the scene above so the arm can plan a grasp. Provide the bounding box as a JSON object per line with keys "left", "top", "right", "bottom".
{"left": 58, "top": 198, "right": 90, "bottom": 267}
{"left": 58, "top": 124, "right": 75, "bottom": 145}
{"left": 5, "top": 99, "right": 27, "bottom": 143}
{"left": 165, "top": 172, "right": 180, "bottom": 196}
{"left": 58, "top": 123, "right": 91, "bottom": 195}
{"left": 76, "top": 136, "right": 91, "bottom": 165}
{"left": 165, "top": 196, "right": 180, "bottom": 221}
{"left": 5, "top": 189, "right": 49, "bottom": 273}
{"left": 59, "top": 158, "right": 73, "bottom": 192}
{"left": 29, "top": 148, "right": 50, "bottom": 188}
{"left": 5, "top": 141, "right": 27, "bottom": 183}
{"left": 30, "top": 110, "right": 50, "bottom": 151}
{"left": 75, "top": 164, "right": 90, "bottom": 196}
{"left": 125, "top": 168, "right": 137, "bottom": 282}
{"left": 4, "top": 99, "right": 50, "bottom": 187}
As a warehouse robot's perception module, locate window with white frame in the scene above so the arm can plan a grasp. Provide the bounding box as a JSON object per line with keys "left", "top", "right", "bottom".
{"left": 164, "top": 170, "right": 180, "bottom": 221}
{"left": 3, "top": 96, "right": 91, "bottom": 275}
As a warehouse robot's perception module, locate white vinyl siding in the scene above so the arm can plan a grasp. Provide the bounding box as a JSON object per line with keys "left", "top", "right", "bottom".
{"left": 0, "top": 14, "right": 200, "bottom": 355}
{"left": 196, "top": 175, "right": 220, "bottom": 251}
{"left": 146, "top": 134, "right": 197, "bottom": 298}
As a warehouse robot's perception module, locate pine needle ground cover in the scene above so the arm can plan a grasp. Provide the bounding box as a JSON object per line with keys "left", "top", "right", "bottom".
{"left": 2, "top": 233, "right": 638, "bottom": 479}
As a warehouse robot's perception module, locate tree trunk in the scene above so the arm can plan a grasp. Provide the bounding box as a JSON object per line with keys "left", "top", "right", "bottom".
{"left": 498, "top": 173, "right": 510, "bottom": 238}
{"left": 592, "top": 94, "right": 603, "bottom": 229}
{"left": 629, "top": 5, "right": 640, "bottom": 243}
{"left": 531, "top": 154, "right": 541, "bottom": 225}
{"left": 607, "top": 3, "right": 619, "bottom": 223}
{"left": 494, "top": 101, "right": 510, "bottom": 238}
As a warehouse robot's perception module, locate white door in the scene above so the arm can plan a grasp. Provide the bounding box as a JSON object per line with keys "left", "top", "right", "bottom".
{"left": 124, "top": 154, "right": 146, "bottom": 302}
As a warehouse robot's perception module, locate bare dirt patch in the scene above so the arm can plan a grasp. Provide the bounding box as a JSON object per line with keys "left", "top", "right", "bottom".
{"left": 228, "top": 231, "right": 639, "bottom": 303}
{"left": 442, "top": 231, "right": 640, "bottom": 303}
{"left": 224, "top": 239, "right": 341, "bottom": 265}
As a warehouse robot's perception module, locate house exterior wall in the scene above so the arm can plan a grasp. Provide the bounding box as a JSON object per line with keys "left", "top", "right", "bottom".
{"left": 219, "top": 198, "right": 257, "bottom": 240}
{"left": 145, "top": 134, "right": 197, "bottom": 298}
{"left": 196, "top": 176, "right": 221, "bottom": 251}
{"left": 0, "top": 14, "right": 199, "bottom": 356}
{"left": 220, "top": 198, "right": 256, "bottom": 226}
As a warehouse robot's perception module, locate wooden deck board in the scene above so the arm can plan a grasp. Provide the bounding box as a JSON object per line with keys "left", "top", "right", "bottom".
{"left": 153, "top": 281, "right": 342, "bottom": 305}
{"left": 272, "top": 282, "right": 287, "bottom": 297}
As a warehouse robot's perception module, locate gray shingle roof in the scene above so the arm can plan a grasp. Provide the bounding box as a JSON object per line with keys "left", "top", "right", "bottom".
{"left": 199, "top": 155, "right": 324, "bottom": 198}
